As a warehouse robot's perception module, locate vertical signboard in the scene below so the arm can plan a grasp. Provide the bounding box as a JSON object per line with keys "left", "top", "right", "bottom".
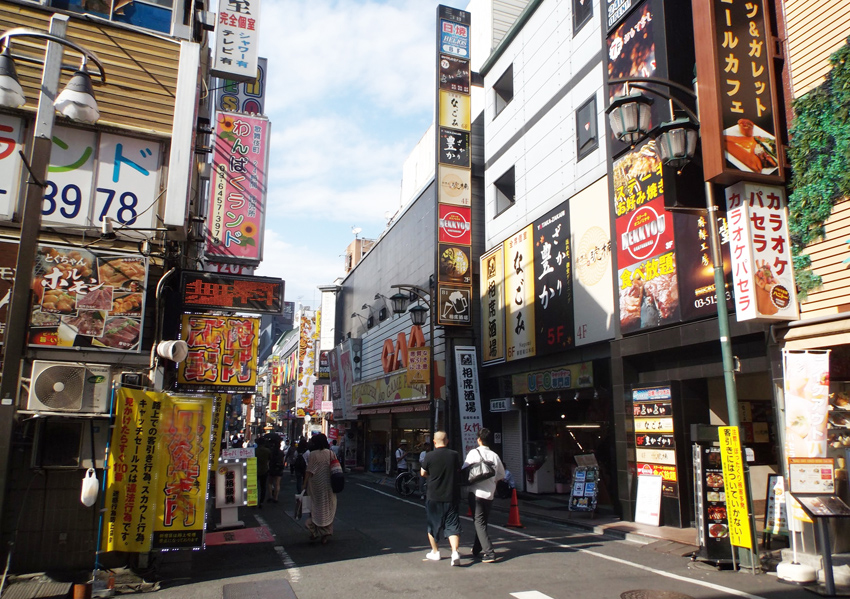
{"left": 0, "top": 114, "right": 24, "bottom": 220}
{"left": 177, "top": 314, "right": 260, "bottom": 391}
{"left": 633, "top": 385, "right": 678, "bottom": 498}
{"left": 674, "top": 211, "right": 734, "bottom": 321}
{"left": 504, "top": 225, "right": 536, "bottom": 362}
{"left": 216, "top": 57, "right": 268, "bottom": 115}
{"left": 533, "top": 202, "right": 574, "bottom": 356}
{"left": 296, "top": 315, "right": 317, "bottom": 416}
{"left": 725, "top": 183, "right": 798, "bottom": 322}
{"left": 211, "top": 0, "right": 261, "bottom": 82}
{"left": 692, "top": 0, "right": 783, "bottom": 185}
{"left": 694, "top": 445, "right": 734, "bottom": 559}
{"left": 436, "top": 5, "right": 472, "bottom": 327}
{"left": 718, "top": 426, "right": 753, "bottom": 549}
{"left": 480, "top": 247, "right": 505, "bottom": 365}
{"left": 783, "top": 350, "right": 830, "bottom": 461}
{"left": 205, "top": 112, "right": 270, "bottom": 265}
{"left": 571, "top": 178, "right": 615, "bottom": 346}
{"left": 455, "top": 347, "right": 483, "bottom": 456}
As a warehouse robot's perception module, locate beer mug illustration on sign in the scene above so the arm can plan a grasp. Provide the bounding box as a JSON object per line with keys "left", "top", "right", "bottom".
{"left": 443, "top": 290, "right": 468, "bottom": 319}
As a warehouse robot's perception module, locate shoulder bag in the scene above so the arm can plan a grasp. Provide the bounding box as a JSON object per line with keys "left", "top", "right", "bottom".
{"left": 465, "top": 448, "right": 496, "bottom": 485}
{"left": 330, "top": 450, "right": 345, "bottom": 493}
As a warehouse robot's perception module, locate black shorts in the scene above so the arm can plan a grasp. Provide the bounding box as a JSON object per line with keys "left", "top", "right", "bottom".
{"left": 426, "top": 500, "right": 461, "bottom": 541}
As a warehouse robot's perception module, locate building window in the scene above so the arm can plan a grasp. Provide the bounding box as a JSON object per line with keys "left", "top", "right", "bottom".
{"left": 573, "top": 0, "right": 593, "bottom": 35}
{"left": 494, "top": 166, "right": 516, "bottom": 215}
{"left": 379, "top": 307, "right": 388, "bottom": 322}
{"left": 576, "top": 95, "right": 598, "bottom": 161}
{"left": 367, "top": 315, "right": 375, "bottom": 329}
{"left": 48, "top": 0, "right": 181, "bottom": 35}
{"left": 493, "top": 65, "right": 514, "bottom": 117}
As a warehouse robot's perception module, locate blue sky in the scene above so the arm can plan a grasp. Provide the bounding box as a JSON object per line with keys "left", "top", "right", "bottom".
{"left": 253, "top": 0, "right": 449, "bottom": 308}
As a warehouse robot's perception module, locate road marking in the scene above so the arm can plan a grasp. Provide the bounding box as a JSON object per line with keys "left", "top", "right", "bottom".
{"left": 510, "top": 592, "right": 554, "bottom": 599}
{"left": 255, "top": 514, "right": 301, "bottom": 583}
{"left": 359, "top": 483, "right": 768, "bottom": 599}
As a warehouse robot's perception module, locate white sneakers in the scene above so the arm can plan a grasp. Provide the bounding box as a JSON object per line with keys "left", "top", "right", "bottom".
{"left": 425, "top": 550, "right": 441, "bottom": 561}
{"left": 451, "top": 551, "right": 461, "bottom": 566}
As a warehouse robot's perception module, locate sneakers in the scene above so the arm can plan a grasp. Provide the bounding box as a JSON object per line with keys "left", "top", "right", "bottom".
{"left": 425, "top": 551, "right": 441, "bottom": 561}
{"left": 481, "top": 554, "right": 496, "bottom": 563}
{"left": 451, "top": 551, "right": 461, "bottom": 566}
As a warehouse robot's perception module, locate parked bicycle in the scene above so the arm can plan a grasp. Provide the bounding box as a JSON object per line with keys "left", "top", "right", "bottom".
{"left": 395, "top": 457, "right": 425, "bottom": 497}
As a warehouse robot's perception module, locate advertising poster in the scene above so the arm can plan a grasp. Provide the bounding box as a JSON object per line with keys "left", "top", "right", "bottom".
{"left": 296, "top": 315, "right": 317, "bottom": 416}
{"left": 245, "top": 457, "right": 258, "bottom": 506}
{"left": 211, "top": 0, "right": 261, "bottom": 82}
{"left": 152, "top": 395, "right": 214, "bottom": 549}
{"left": 571, "top": 178, "right": 615, "bottom": 346}
{"left": 438, "top": 243, "right": 472, "bottom": 286}
{"left": 177, "top": 314, "right": 260, "bottom": 391}
{"left": 210, "top": 394, "right": 228, "bottom": 465}
{"left": 533, "top": 202, "right": 574, "bottom": 356}
{"left": 407, "top": 347, "right": 430, "bottom": 385}
{"left": 504, "top": 225, "right": 536, "bottom": 362}
{"left": 336, "top": 338, "right": 359, "bottom": 421}
{"left": 438, "top": 205, "right": 472, "bottom": 245}
{"left": 694, "top": 446, "right": 734, "bottom": 557}
{"left": 718, "top": 426, "right": 753, "bottom": 549}
{"left": 783, "top": 350, "right": 830, "bottom": 460}
{"left": 351, "top": 371, "right": 427, "bottom": 407}
{"left": 103, "top": 388, "right": 163, "bottom": 553}
{"left": 613, "top": 141, "right": 680, "bottom": 333}
{"left": 480, "top": 247, "right": 505, "bottom": 365}
{"left": 674, "top": 212, "right": 734, "bottom": 322}
{"left": 0, "top": 114, "right": 24, "bottom": 220}
{"left": 205, "top": 112, "right": 269, "bottom": 264}
{"left": 438, "top": 165, "right": 472, "bottom": 207}
{"left": 455, "top": 347, "right": 483, "bottom": 456}
{"left": 181, "top": 271, "right": 283, "bottom": 314}
{"left": 30, "top": 245, "right": 147, "bottom": 352}
{"left": 726, "top": 183, "right": 798, "bottom": 321}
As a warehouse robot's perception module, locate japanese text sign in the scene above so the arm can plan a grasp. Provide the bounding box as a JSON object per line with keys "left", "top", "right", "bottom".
{"left": 632, "top": 385, "right": 678, "bottom": 497}
{"left": 30, "top": 244, "right": 147, "bottom": 352}
{"left": 439, "top": 7, "right": 470, "bottom": 58}
{"left": 351, "top": 371, "right": 427, "bottom": 407}
{"left": 511, "top": 362, "right": 593, "bottom": 394}
{"left": 296, "top": 315, "right": 316, "bottom": 414}
{"left": 407, "top": 347, "right": 430, "bottom": 385}
{"left": 787, "top": 457, "right": 835, "bottom": 495}
{"left": 181, "top": 271, "right": 283, "bottom": 314}
{"left": 725, "top": 182, "right": 798, "bottom": 321}
{"left": 693, "top": 0, "right": 783, "bottom": 184}
{"left": 206, "top": 112, "right": 269, "bottom": 265}
{"left": 533, "top": 203, "right": 574, "bottom": 356}
{"left": 503, "top": 225, "right": 536, "bottom": 361}
{"left": 178, "top": 314, "right": 259, "bottom": 391}
{"left": 718, "top": 426, "right": 753, "bottom": 549}
{"left": 454, "top": 347, "right": 483, "bottom": 456}
{"left": 480, "top": 247, "right": 505, "bottom": 365}
{"left": 212, "top": 0, "right": 261, "bottom": 82}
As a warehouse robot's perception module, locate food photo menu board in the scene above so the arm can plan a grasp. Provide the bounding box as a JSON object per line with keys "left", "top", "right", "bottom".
{"left": 29, "top": 244, "right": 147, "bottom": 352}
{"left": 693, "top": 446, "right": 733, "bottom": 562}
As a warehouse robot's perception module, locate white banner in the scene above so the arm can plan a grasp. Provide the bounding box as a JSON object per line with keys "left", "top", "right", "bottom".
{"left": 454, "top": 346, "right": 483, "bottom": 456}
{"left": 783, "top": 350, "right": 830, "bottom": 460}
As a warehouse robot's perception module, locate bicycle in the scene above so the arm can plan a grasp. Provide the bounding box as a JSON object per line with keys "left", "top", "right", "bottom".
{"left": 395, "top": 469, "right": 418, "bottom": 497}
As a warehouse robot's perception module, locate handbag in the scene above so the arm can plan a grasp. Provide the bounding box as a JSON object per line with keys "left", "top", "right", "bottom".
{"left": 465, "top": 448, "right": 496, "bottom": 485}
{"left": 330, "top": 452, "right": 345, "bottom": 493}
{"left": 295, "top": 492, "right": 311, "bottom": 519}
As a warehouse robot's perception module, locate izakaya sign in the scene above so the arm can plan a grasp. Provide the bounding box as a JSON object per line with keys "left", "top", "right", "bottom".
{"left": 725, "top": 182, "right": 798, "bottom": 321}
{"left": 206, "top": 112, "right": 269, "bottom": 265}
{"left": 212, "top": 0, "right": 261, "bottom": 82}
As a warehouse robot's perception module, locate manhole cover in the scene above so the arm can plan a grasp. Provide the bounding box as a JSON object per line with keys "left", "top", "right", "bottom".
{"left": 621, "top": 592, "right": 695, "bottom": 599}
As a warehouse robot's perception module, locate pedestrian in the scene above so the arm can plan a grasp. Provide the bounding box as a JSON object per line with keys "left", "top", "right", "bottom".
{"left": 418, "top": 441, "right": 431, "bottom": 499}
{"left": 420, "top": 431, "right": 462, "bottom": 566}
{"left": 304, "top": 433, "right": 337, "bottom": 544}
{"left": 268, "top": 441, "right": 285, "bottom": 503}
{"left": 293, "top": 438, "right": 308, "bottom": 494}
{"left": 395, "top": 439, "right": 409, "bottom": 474}
{"left": 463, "top": 428, "right": 505, "bottom": 563}
{"left": 285, "top": 440, "right": 297, "bottom": 472}
{"left": 255, "top": 439, "right": 272, "bottom": 508}
{"left": 330, "top": 439, "right": 341, "bottom": 460}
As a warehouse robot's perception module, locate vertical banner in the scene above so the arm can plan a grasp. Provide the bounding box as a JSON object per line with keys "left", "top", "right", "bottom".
{"left": 726, "top": 183, "right": 798, "bottom": 321}
{"left": 504, "top": 225, "right": 536, "bottom": 361}
{"left": 480, "top": 247, "right": 505, "bottom": 365}
{"left": 718, "top": 426, "right": 753, "bottom": 549}
{"left": 152, "top": 395, "right": 214, "bottom": 549}
{"left": 210, "top": 394, "right": 228, "bottom": 465}
{"left": 533, "top": 202, "right": 574, "bottom": 356}
{"left": 783, "top": 350, "right": 830, "bottom": 460}
{"left": 245, "top": 457, "right": 258, "bottom": 506}
{"left": 296, "top": 315, "right": 317, "bottom": 416}
{"left": 407, "top": 347, "right": 431, "bottom": 385}
{"left": 436, "top": 5, "right": 472, "bottom": 327}
{"left": 103, "top": 388, "right": 163, "bottom": 553}
{"left": 455, "top": 347, "right": 483, "bottom": 456}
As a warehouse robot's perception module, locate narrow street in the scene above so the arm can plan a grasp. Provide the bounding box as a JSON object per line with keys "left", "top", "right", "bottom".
{"left": 145, "top": 473, "right": 812, "bottom": 599}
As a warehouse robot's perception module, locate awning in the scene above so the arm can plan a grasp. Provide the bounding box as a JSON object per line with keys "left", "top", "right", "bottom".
{"left": 774, "top": 314, "right": 850, "bottom": 350}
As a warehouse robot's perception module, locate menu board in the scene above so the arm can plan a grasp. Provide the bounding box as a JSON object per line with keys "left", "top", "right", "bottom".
{"left": 569, "top": 466, "right": 599, "bottom": 512}
{"left": 694, "top": 446, "right": 733, "bottom": 561}
{"left": 788, "top": 457, "right": 835, "bottom": 494}
{"left": 30, "top": 244, "right": 147, "bottom": 352}
{"left": 633, "top": 385, "right": 678, "bottom": 497}
{"left": 764, "top": 474, "right": 789, "bottom": 536}
{"left": 795, "top": 495, "right": 850, "bottom": 518}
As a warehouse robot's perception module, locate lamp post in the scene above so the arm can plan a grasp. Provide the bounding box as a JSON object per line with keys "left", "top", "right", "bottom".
{"left": 606, "top": 76, "right": 759, "bottom": 569}
{"left": 0, "top": 16, "right": 106, "bottom": 535}
{"left": 389, "top": 284, "right": 437, "bottom": 442}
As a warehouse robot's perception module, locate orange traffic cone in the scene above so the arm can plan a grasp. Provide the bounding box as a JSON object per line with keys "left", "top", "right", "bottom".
{"left": 467, "top": 504, "right": 473, "bottom": 517}
{"left": 505, "top": 488, "right": 524, "bottom": 528}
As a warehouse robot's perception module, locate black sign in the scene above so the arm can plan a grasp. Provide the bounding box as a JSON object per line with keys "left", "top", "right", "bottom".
{"left": 694, "top": 445, "right": 733, "bottom": 562}
{"left": 533, "top": 202, "right": 574, "bottom": 355}
{"left": 439, "top": 54, "right": 470, "bottom": 94}
{"left": 438, "top": 285, "right": 471, "bottom": 325}
{"left": 674, "top": 212, "right": 734, "bottom": 322}
{"left": 438, "top": 127, "right": 470, "bottom": 167}
{"left": 181, "top": 271, "right": 284, "bottom": 314}
{"left": 607, "top": 0, "right": 634, "bottom": 31}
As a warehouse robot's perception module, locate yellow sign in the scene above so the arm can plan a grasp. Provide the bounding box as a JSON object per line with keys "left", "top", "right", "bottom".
{"left": 719, "top": 426, "right": 753, "bottom": 549}
{"left": 352, "top": 371, "right": 427, "bottom": 406}
{"left": 438, "top": 90, "right": 471, "bottom": 131}
{"left": 177, "top": 314, "right": 260, "bottom": 390}
{"left": 246, "top": 457, "right": 258, "bottom": 506}
{"left": 407, "top": 347, "right": 430, "bottom": 385}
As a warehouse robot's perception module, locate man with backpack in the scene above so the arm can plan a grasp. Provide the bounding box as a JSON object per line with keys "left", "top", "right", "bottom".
{"left": 293, "top": 438, "right": 308, "bottom": 494}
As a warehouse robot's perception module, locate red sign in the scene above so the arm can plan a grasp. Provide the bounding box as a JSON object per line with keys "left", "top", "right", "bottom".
{"left": 438, "top": 205, "right": 471, "bottom": 245}
{"left": 181, "top": 271, "right": 284, "bottom": 314}
{"left": 616, "top": 198, "right": 675, "bottom": 267}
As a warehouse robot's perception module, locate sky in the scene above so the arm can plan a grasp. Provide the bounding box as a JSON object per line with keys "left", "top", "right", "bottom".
{"left": 252, "top": 0, "right": 450, "bottom": 309}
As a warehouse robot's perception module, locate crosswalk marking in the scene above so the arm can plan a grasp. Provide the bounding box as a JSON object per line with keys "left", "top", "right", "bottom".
{"left": 510, "top": 592, "right": 555, "bottom": 599}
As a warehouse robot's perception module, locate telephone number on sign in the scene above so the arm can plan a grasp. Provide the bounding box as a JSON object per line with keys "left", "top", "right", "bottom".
{"left": 694, "top": 291, "right": 732, "bottom": 309}
{"left": 42, "top": 184, "right": 142, "bottom": 226}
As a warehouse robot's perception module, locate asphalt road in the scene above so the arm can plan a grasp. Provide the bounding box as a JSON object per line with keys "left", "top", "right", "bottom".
{"left": 147, "top": 473, "right": 814, "bottom": 599}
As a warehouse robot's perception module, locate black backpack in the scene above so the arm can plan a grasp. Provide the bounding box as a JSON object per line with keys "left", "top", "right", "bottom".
{"left": 294, "top": 453, "right": 307, "bottom": 473}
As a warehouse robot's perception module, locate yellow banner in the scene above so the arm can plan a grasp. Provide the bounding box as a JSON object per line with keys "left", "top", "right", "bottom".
{"left": 152, "top": 395, "right": 214, "bottom": 549}
{"left": 246, "top": 457, "right": 258, "bottom": 506}
{"left": 407, "top": 347, "right": 430, "bottom": 385}
{"left": 177, "top": 314, "right": 260, "bottom": 390}
{"left": 103, "top": 388, "right": 164, "bottom": 553}
{"left": 719, "top": 426, "right": 753, "bottom": 549}
{"left": 210, "top": 394, "right": 227, "bottom": 465}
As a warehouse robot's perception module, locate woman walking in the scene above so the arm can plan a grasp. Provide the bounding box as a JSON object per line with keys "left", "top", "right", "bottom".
{"left": 304, "top": 434, "right": 337, "bottom": 544}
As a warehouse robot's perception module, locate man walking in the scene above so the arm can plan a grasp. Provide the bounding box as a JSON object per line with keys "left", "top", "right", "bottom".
{"left": 420, "top": 431, "right": 462, "bottom": 566}
{"left": 463, "top": 428, "right": 505, "bottom": 563}
{"left": 395, "top": 439, "right": 409, "bottom": 474}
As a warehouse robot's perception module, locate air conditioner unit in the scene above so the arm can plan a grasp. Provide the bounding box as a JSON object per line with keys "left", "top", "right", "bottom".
{"left": 27, "top": 361, "right": 111, "bottom": 414}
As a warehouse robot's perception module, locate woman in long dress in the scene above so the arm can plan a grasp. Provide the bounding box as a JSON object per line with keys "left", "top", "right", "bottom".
{"left": 304, "top": 434, "right": 337, "bottom": 544}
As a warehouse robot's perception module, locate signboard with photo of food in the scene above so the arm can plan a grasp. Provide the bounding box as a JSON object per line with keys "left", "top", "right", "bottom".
{"left": 29, "top": 245, "right": 147, "bottom": 352}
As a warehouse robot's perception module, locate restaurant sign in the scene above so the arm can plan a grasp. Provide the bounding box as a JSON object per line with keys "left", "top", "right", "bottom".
{"left": 177, "top": 314, "right": 260, "bottom": 391}
{"left": 511, "top": 362, "right": 594, "bottom": 395}
{"left": 181, "top": 271, "right": 283, "bottom": 314}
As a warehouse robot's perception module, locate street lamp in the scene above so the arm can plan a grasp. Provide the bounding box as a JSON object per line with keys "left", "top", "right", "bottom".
{"left": 389, "top": 284, "right": 437, "bottom": 441}
{"left": 0, "top": 16, "right": 106, "bottom": 536}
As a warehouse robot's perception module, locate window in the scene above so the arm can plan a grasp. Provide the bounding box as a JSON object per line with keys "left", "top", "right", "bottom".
{"left": 573, "top": 0, "right": 593, "bottom": 35}
{"left": 379, "top": 307, "right": 388, "bottom": 322}
{"left": 48, "top": 0, "right": 186, "bottom": 35}
{"left": 576, "top": 95, "right": 599, "bottom": 161}
{"left": 494, "top": 166, "right": 516, "bottom": 215}
{"left": 493, "top": 65, "right": 514, "bottom": 117}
